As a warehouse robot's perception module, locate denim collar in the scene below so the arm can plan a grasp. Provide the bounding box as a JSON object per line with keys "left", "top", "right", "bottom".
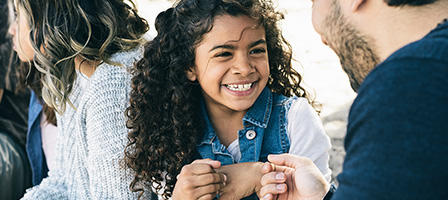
{"left": 199, "top": 87, "right": 272, "bottom": 143}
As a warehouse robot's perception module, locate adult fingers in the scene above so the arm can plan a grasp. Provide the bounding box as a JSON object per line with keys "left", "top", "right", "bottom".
{"left": 259, "top": 183, "right": 287, "bottom": 198}
{"left": 260, "top": 172, "right": 286, "bottom": 186}
{"left": 267, "top": 154, "right": 313, "bottom": 169}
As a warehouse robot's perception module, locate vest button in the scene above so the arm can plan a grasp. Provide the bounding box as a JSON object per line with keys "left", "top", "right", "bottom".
{"left": 246, "top": 130, "right": 256, "bottom": 140}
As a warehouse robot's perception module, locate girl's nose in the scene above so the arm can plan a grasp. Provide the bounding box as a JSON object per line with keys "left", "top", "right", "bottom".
{"left": 232, "top": 54, "right": 255, "bottom": 77}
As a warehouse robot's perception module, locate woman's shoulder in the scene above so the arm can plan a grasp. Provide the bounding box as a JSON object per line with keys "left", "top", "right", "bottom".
{"left": 107, "top": 46, "right": 143, "bottom": 68}
{"left": 79, "top": 47, "right": 143, "bottom": 104}
{"left": 89, "top": 47, "right": 143, "bottom": 88}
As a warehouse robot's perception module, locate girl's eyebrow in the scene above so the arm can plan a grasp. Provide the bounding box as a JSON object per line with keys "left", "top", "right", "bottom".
{"left": 209, "top": 39, "right": 266, "bottom": 52}
{"left": 249, "top": 39, "right": 267, "bottom": 48}
{"left": 209, "top": 44, "right": 235, "bottom": 52}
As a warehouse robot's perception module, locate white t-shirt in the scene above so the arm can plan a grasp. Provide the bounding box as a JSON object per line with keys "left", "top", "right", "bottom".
{"left": 40, "top": 112, "right": 58, "bottom": 171}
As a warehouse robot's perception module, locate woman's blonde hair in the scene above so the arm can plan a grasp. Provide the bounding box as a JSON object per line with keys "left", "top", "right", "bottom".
{"left": 16, "top": 0, "right": 148, "bottom": 113}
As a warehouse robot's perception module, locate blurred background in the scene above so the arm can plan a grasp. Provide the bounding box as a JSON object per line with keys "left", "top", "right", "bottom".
{"left": 135, "top": 0, "right": 357, "bottom": 183}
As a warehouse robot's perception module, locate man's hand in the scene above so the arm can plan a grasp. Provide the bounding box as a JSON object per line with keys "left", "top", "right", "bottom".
{"left": 259, "top": 154, "right": 330, "bottom": 200}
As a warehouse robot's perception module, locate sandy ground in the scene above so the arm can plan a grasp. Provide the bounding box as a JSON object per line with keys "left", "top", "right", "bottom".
{"left": 135, "top": 0, "right": 357, "bottom": 183}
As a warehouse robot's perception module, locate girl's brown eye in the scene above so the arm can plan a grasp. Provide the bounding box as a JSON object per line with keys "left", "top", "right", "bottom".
{"left": 215, "top": 52, "right": 232, "bottom": 57}
{"left": 250, "top": 48, "right": 266, "bottom": 54}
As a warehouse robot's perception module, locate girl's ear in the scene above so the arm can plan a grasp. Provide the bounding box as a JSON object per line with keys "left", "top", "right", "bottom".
{"left": 186, "top": 66, "right": 197, "bottom": 81}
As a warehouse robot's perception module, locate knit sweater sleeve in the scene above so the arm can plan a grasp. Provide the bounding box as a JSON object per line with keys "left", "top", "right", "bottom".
{"left": 80, "top": 65, "right": 139, "bottom": 199}
{"left": 22, "top": 65, "right": 138, "bottom": 199}
{"left": 20, "top": 48, "right": 146, "bottom": 199}
{"left": 21, "top": 158, "right": 69, "bottom": 199}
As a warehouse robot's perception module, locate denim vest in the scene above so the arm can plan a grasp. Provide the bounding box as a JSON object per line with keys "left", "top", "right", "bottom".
{"left": 197, "top": 88, "right": 296, "bottom": 199}
{"left": 197, "top": 88, "right": 297, "bottom": 162}
{"left": 197, "top": 87, "right": 297, "bottom": 164}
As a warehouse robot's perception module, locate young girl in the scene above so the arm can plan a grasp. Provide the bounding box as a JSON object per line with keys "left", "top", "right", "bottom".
{"left": 125, "top": 0, "right": 332, "bottom": 199}
{"left": 9, "top": 0, "right": 150, "bottom": 199}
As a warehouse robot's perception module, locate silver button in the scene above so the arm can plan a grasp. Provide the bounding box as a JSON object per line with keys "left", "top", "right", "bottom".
{"left": 246, "top": 130, "right": 256, "bottom": 140}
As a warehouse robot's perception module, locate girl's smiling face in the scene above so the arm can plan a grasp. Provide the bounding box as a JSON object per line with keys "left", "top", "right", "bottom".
{"left": 188, "top": 14, "right": 269, "bottom": 115}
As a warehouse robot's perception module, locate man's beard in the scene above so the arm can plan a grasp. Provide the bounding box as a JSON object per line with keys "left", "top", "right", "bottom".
{"left": 322, "top": 1, "right": 381, "bottom": 92}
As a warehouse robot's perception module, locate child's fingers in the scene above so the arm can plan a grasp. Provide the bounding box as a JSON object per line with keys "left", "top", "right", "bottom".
{"left": 197, "top": 193, "right": 215, "bottom": 200}
{"left": 195, "top": 172, "right": 227, "bottom": 186}
{"left": 260, "top": 172, "right": 286, "bottom": 186}
{"left": 261, "top": 162, "right": 288, "bottom": 174}
{"left": 195, "top": 183, "right": 225, "bottom": 200}
{"left": 259, "top": 183, "right": 287, "bottom": 198}
{"left": 261, "top": 162, "right": 272, "bottom": 174}
{"left": 177, "top": 163, "right": 227, "bottom": 188}
{"left": 192, "top": 159, "right": 222, "bottom": 168}
{"left": 261, "top": 193, "right": 274, "bottom": 200}
{"left": 174, "top": 173, "right": 225, "bottom": 199}
{"left": 180, "top": 163, "right": 216, "bottom": 176}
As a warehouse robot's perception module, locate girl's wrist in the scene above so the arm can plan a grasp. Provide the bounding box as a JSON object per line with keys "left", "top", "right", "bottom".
{"left": 251, "top": 162, "right": 264, "bottom": 195}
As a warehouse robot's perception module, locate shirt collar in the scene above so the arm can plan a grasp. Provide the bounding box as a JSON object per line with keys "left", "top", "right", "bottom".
{"left": 242, "top": 87, "right": 272, "bottom": 128}
{"left": 199, "top": 87, "right": 272, "bottom": 142}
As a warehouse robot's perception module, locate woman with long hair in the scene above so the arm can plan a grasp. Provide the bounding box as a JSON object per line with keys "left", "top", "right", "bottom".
{"left": 8, "top": 0, "right": 149, "bottom": 198}
{"left": 0, "top": 0, "right": 31, "bottom": 199}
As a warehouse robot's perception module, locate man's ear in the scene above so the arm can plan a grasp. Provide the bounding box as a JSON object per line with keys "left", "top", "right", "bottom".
{"left": 186, "top": 67, "right": 197, "bottom": 81}
{"left": 351, "top": 0, "right": 366, "bottom": 12}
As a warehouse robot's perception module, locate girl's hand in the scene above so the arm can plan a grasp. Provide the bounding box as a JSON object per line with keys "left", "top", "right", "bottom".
{"left": 215, "top": 162, "right": 264, "bottom": 200}
{"left": 172, "top": 159, "right": 227, "bottom": 200}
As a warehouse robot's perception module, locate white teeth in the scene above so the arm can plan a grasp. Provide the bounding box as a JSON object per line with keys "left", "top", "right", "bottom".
{"left": 226, "top": 83, "right": 253, "bottom": 91}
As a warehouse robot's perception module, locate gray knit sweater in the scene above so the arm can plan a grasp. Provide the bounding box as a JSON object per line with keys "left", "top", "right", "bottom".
{"left": 22, "top": 48, "right": 146, "bottom": 199}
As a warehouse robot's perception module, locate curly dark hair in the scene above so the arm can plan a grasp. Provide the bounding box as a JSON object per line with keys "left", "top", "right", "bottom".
{"left": 124, "top": 0, "right": 312, "bottom": 198}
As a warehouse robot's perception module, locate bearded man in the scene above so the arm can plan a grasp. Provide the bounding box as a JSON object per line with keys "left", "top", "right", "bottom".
{"left": 259, "top": 0, "right": 448, "bottom": 199}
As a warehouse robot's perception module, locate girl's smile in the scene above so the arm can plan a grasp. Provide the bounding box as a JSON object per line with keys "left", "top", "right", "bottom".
{"left": 188, "top": 14, "right": 270, "bottom": 114}
{"left": 223, "top": 80, "right": 258, "bottom": 96}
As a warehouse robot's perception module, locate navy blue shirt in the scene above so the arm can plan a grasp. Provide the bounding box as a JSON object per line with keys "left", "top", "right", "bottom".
{"left": 333, "top": 20, "right": 448, "bottom": 199}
